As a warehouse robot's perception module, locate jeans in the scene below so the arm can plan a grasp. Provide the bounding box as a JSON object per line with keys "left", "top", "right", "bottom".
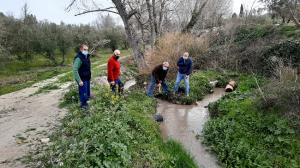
{"left": 147, "top": 75, "right": 168, "bottom": 97}
{"left": 79, "top": 80, "right": 90, "bottom": 108}
{"left": 109, "top": 79, "right": 124, "bottom": 93}
{"left": 174, "top": 72, "right": 190, "bottom": 96}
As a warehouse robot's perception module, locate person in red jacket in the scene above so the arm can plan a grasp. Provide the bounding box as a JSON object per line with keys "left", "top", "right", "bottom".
{"left": 107, "top": 49, "right": 124, "bottom": 93}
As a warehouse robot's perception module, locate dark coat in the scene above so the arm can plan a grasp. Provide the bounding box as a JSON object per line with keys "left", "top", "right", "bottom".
{"left": 177, "top": 57, "right": 192, "bottom": 75}
{"left": 152, "top": 64, "right": 168, "bottom": 84}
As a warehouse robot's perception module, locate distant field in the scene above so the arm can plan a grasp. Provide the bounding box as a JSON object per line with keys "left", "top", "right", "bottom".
{"left": 0, "top": 48, "right": 131, "bottom": 95}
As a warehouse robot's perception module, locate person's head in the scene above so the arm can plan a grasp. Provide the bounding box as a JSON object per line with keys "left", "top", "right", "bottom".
{"left": 162, "top": 62, "right": 169, "bottom": 70}
{"left": 80, "top": 44, "right": 89, "bottom": 56}
{"left": 113, "top": 49, "right": 121, "bottom": 59}
{"left": 183, "top": 52, "right": 189, "bottom": 60}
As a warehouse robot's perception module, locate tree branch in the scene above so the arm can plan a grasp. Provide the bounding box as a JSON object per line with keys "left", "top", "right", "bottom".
{"left": 65, "top": 0, "right": 77, "bottom": 12}
{"left": 74, "top": 7, "right": 119, "bottom": 16}
{"left": 127, "top": 9, "right": 138, "bottom": 19}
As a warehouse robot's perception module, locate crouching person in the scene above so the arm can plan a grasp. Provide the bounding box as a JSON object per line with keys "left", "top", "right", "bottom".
{"left": 174, "top": 52, "right": 192, "bottom": 96}
{"left": 73, "top": 44, "right": 91, "bottom": 109}
{"left": 147, "top": 62, "right": 170, "bottom": 97}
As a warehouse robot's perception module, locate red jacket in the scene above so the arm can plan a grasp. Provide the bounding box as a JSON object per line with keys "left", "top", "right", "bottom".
{"left": 107, "top": 55, "right": 121, "bottom": 81}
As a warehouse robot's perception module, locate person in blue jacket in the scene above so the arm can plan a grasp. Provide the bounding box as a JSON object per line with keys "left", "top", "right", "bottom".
{"left": 173, "top": 52, "right": 192, "bottom": 96}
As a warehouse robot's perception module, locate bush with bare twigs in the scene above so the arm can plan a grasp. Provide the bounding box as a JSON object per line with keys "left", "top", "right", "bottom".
{"left": 144, "top": 33, "right": 209, "bottom": 76}
{"left": 258, "top": 66, "right": 300, "bottom": 131}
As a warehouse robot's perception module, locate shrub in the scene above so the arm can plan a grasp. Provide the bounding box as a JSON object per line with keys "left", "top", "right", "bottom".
{"left": 204, "top": 91, "right": 300, "bottom": 168}
{"left": 261, "top": 40, "right": 300, "bottom": 76}
{"left": 144, "top": 33, "right": 209, "bottom": 75}
{"left": 258, "top": 68, "right": 300, "bottom": 132}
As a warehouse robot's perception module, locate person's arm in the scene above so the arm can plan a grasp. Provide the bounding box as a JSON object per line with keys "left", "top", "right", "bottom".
{"left": 152, "top": 65, "right": 161, "bottom": 84}
{"left": 162, "top": 69, "right": 168, "bottom": 81}
{"left": 73, "top": 57, "right": 82, "bottom": 83}
{"left": 107, "top": 59, "right": 115, "bottom": 81}
{"left": 186, "top": 59, "right": 193, "bottom": 75}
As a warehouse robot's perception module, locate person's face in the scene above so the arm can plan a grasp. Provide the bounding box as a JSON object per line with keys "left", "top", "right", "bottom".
{"left": 81, "top": 45, "right": 88, "bottom": 52}
{"left": 183, "top": 54, "right": 189, "bottom": 59}
{"left": 115, "top": 52, "right": 121, "bottom": 57}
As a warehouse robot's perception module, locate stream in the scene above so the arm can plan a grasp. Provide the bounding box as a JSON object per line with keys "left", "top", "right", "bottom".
{"left": 159, "top": 88, "right": 225, "bottom": 168}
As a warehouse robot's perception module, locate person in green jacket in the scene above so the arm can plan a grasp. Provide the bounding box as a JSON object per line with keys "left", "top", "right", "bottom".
{"left": 73, "top": 44, "right": 91, "bottom": 109}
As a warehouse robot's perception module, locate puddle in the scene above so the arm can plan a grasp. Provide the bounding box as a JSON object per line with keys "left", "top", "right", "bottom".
{"left": 159, "top": 88, "right": 225, "bottom": 168}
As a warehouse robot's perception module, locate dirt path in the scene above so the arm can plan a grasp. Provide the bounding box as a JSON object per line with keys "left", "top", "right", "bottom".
{"left": 159, "top": 88, "right": 225, "bottom": 168}
{"left": 0, "top": 59, "right": 126, "bottom": 168}
{"left": 0, "top": 72, "right": 72, "bottom": 167}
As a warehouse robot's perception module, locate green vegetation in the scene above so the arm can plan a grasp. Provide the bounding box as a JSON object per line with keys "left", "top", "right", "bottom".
{"left": 25, "top": 55, "right": 197, "bottom": 168}
{"left": 156, "top": 71, "right": 238, "bottom": 105}
{"left": 27, "top": 85, "right": 197, "bottom": 168}
{"left": 0, "top": 49, "right": 131, "bottom": 95}
{"left": 34, "top": 84, "right": 60, "bottom": 94}
{"left": 203, "top": 75, "right": 300, "bottom": 168}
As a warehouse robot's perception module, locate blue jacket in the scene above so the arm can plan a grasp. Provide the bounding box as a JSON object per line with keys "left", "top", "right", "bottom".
{"left": 177, "top": 57, "right": 192, "bottom": 75}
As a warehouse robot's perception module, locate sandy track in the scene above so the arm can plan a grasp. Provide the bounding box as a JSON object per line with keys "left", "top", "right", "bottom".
{"left": 0, "top": 74, "right": 71, "bottom": 168}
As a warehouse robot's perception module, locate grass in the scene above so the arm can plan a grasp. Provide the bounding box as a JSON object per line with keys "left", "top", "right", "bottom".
{"left": 155, "top": 70, "right": 239, "bottom": 105}
{"left": 0, "top": 48, "right": 131, "bottom": 95}
{"left": 34, "top": 83, "right": 60, "bottom": 95}
{"left": 25, "top": 57, "right": 197, "bottom": 167}
{"left": 203, "top": 74, "right": 300, "bottom": 168}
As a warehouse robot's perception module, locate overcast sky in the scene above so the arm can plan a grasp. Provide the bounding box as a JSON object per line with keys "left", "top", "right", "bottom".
{"left": 1, "top": 0, "right": 262, "bottom": 25}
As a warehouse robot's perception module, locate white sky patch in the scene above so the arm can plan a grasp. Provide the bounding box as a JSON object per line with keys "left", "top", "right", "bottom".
{"left": 1, "top": 0, "right": 265, "bottom": 25}
{"left": 232, "top": 0, "right": 264, "bottom": 14}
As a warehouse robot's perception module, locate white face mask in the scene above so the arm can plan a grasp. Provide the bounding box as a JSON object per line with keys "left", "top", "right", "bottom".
{"left": 163, "top": 67, "right": 168, "bottom": 70}
{"left": 82, "top": 50, "right": 88, "bottom": 56}
{"left": 183, "top": 56, "right": 188, "bottom": 60}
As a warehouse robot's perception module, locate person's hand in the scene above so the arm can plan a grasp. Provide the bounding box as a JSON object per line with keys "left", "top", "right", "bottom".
{"left": 185, "top": 75, "right": 189, "bottom": 80}
{"left": 157, "top": 83, "right": 161, "bottom": 87}
{"left": 110, "top": 81, "right": 115, "bottom": 85}
{"left": 79, "top": 80, "right": 84, "bottom": 86}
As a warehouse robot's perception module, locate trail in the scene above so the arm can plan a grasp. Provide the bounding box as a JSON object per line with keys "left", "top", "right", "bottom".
{"left": 0, "top": 62, "right": 109, "bottom": 168}
{"left": 159, "top": 88, "right": 225, "bottom": 168}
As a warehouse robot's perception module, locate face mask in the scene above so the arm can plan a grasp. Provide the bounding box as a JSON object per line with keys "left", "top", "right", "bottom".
{"left": 115, "top": 55, "right": 120, "bottom": 60}
{"left": 183, "top": 56, "right": 188, "bottom": 60}
{"left": 163, "top": 67, "right": 168, "bottom": 71}
{"left": 82, "top": 50, "right": 88, "bottom": 56}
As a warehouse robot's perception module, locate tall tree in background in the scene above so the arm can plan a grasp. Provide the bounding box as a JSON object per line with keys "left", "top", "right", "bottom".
{"left": 239, "top": 4, "right": 244, "bottom": 17}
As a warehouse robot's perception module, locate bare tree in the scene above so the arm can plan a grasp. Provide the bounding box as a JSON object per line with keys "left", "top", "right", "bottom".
{"left": 66, "top": 0, "right": 149, "bottom": 68}
{"left": 182, "top": 0, "right": 209, "bottom": 32}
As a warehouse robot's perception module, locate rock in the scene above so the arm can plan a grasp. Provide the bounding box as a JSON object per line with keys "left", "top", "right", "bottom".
{"left": 40, "top": 138, "right": 50, "bottom": 143}
{"left": 124, "top": 80, "right": 136, "bottom": 90}
{"left": 209, "top": 80, "right": 219, "bottom": 87}
{"left": 94, "top": 76, "right": 109, "bottom": 86}
{"left": 154, "top": 113, "right": 164, "bottom": 122}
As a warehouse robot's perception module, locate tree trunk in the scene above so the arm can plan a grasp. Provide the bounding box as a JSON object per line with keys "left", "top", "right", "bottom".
{"left": 182, "top": 0, "right": 208, "bottom": 33}
{"left": 288, "top": 5, "right": 300, "bottom": 28}
{"left": 112, "top": 0, "right": 146, "bottom": 69}
{"left": 152, "top": 0, "right": 159, "bottom": 37}
{"left": 60, "top": 52, "right": 65, "bottom": 66}
{"left": 146, "top": 0, "right": 156, "bottom": 48}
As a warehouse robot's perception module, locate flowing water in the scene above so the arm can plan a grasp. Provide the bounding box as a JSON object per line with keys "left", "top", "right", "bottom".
{"left": 159, "top": 88, "right": 225, "bottom": 168}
